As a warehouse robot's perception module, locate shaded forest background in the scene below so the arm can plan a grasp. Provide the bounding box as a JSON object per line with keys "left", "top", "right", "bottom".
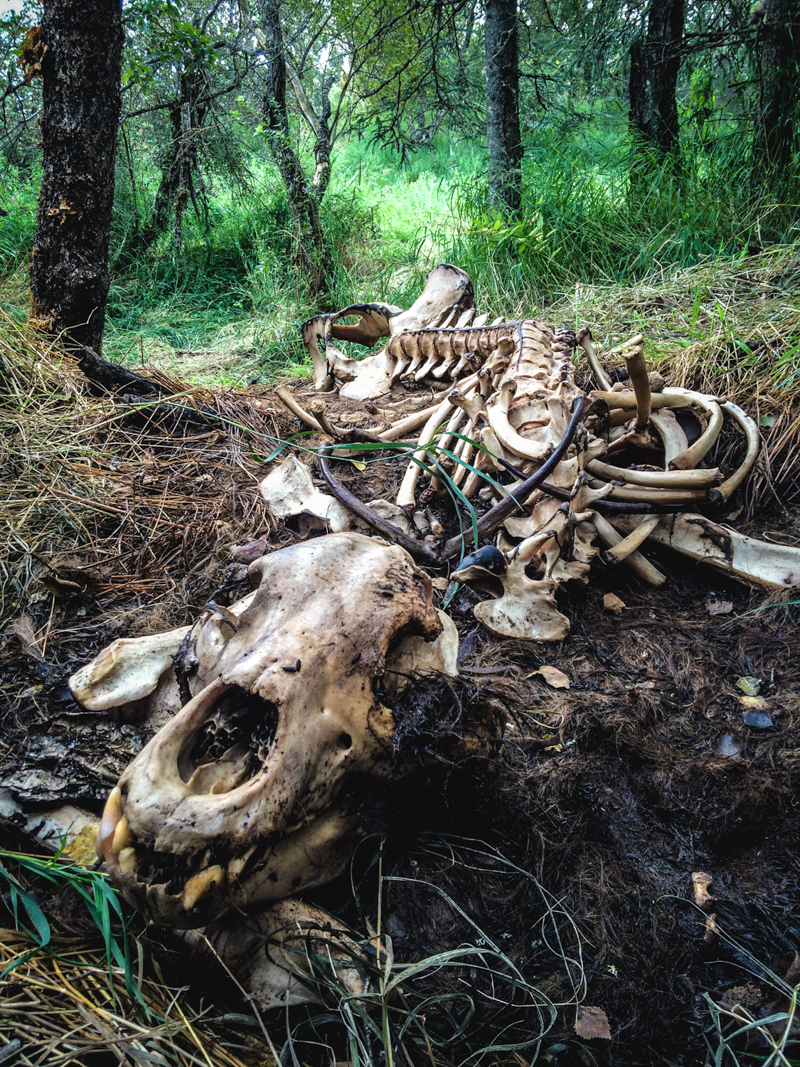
{"left": 0, "top": 0, "right": 798, "bottom": 378}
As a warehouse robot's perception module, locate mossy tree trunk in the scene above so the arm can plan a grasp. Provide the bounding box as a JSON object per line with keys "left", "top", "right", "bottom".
{"left": 485, "top": 0, "right": 523, "bottom": 216}
{"left": 628, "top": 0, "right": 686, "bottom": 169}
{"left": 257, "top": 0, "right": 331, "bottom": 301}
{"left": 28, "top": 0, "right": 123, "bottom": 355}
{"left": 753, "top": 0, "right": 800, "bottom": 191}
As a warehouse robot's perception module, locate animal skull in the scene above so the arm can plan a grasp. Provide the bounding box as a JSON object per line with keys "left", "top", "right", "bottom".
{"left": 72, "top": 533, "right": 460, "bottom": 929}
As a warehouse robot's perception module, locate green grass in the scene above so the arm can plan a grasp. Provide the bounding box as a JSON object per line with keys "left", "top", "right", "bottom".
{"left": 2, "top": 115, "right": 799, "bottom": 385}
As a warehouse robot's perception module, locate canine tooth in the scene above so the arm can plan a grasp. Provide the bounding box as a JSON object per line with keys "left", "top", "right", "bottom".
{"left": 111, "top": 814, "right": 131, "bottom": 856}
{"left": 183, "top": 865, "right": 223, "bottom": 910}
{"left": 96, "top": 786, "right": 123, "bottom": 861}
{"left": 117, "top": 847, "right": 137, "bottom": 875}
{"left": 227, "top": 854, "right": 248, "bottom": 879}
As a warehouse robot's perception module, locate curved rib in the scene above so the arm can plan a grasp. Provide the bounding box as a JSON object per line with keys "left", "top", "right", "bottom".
{"left": 275, "top": 386, "right": 323, "bottom": 432}
{"left": 576, "top": 328, "right": 612, "bottom": 391}
{"left": 665, "top": 389, "right": 724, "bottom": 471}
{"left": 712, "top": 401, "right": 761, "bottom": 503}
{"left": 486, "top": 382, "right": 550, "bottom": 462}
{"left": 587, "top": 478, "right": 710, "bottom": 505}
{"left": 587, "top": 458, "right": 722, "bottom": 489}
{"left": 318, "top": 445, "right": 438, "bottom": 563}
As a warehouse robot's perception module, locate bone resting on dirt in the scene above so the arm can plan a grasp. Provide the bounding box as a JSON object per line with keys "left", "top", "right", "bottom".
{"left": 70, "top": 533, "right": 474, "bottom": 1006}
{"left": 65, "top": 265, "right": 800, "bottom": 1013}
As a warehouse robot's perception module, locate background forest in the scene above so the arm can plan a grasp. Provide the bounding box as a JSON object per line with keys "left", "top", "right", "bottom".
{"left": 1, "top": 0, "right": 798, "bottom": 382}
{"left": 2, "top": 4, "right": 800, "bottom": 1066}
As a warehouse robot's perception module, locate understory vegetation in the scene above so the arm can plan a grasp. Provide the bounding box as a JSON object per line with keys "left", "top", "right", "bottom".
{"left": 2, "top": 116, "right": 799, "bottom": 386}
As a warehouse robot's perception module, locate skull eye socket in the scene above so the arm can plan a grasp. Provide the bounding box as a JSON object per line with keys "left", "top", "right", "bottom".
{"left": 179, "top": 688, "right": 279, "bottom": 785}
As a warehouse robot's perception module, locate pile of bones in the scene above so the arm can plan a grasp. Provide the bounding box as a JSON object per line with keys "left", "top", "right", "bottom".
{"left": 69, "top": 265, "right": 800, "bottom": 1009}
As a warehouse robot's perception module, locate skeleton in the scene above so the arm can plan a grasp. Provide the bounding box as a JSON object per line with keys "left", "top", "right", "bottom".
{"left": 68, "top": 267, "right": 800, "bottom": 1008}
{"left": 277, "top": 264, "right": 800, "bottom": 640}
{"left": 71, "top": 533, "right": 475, "bottom": 1006}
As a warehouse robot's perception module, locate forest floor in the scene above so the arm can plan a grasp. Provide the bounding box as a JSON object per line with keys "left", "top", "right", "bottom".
{"left": 1, "top": 250, "right": 800, "bottom": 1067}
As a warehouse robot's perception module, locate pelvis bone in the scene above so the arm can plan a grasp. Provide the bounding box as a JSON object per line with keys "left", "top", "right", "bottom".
{"left": 71, "top": 534, "right": 462, "bottom": 933}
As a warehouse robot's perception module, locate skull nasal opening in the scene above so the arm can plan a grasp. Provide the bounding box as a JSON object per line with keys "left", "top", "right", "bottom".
{"left": 178, "top": 687, "right": 279, "bottom": 793}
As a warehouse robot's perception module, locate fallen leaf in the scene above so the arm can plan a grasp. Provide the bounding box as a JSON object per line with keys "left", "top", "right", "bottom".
{"left": 636, "top": 680, "right": 656, "bottom": 690}
{"left": 536, "top": 665, "right": 571, "bottom": 689}
{"left": 602, "top": 593, "right": 626, "bottom": 614}
{"left": 715, "top": 733, "right": 741, "bottom": 758}
{"left": 430, "top": 577, "right": 449, "bottom": 591}
{"left": 575, "top": 1005, "right": 612, "bottom": 1040}
{"left": 8, "top": 616, "right": 43, "bottom": 661}
{"left": 736, "top": 675, "right": 762, "bottom": 696}
{"left": 742, "top": 710, "right": 773, "bottom": 728}
{"left": 739, "top": 695, "right": 769, "bottom": 710}
{"left": 707, "top": 599, "right": 733, "bottom": 615}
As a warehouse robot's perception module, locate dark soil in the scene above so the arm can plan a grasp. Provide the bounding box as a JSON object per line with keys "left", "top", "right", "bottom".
{"left": 2, "top": 374, "right": 799, "bottom": 1067}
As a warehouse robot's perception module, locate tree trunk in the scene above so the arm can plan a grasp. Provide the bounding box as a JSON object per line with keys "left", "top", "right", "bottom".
{"left": 628, "top": 0, "right": 686, "bottom": 165}
{"left": 753, "top": 0, "right": 800, "bottom": 187}
{"left": 257, "top": 0, "right": 330, "bottom": 299}
{"left": 485, "top": 0, "right": 523, "bottom": 216}
{"left": 28, "top": 0, "right": 123, "bottom": 355}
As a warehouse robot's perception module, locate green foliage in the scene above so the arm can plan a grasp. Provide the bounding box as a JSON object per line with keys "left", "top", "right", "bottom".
{"left": 0, "top": 847, "right": 145, "bottom": 1009}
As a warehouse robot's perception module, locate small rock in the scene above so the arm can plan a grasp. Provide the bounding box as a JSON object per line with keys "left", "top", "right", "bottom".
{"left": 742, "top": 710, "right": 773, "bottom": 729}
{"left": 715, "top": 734, "right": 741, "bottom": 758}
{"left": 603, "top": 593, "right": 626, "bottom": 614}
{"left": 430, "top": 577, "right": 449, "bottom": 591}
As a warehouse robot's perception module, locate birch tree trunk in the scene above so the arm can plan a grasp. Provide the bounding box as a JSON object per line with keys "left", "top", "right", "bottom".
{"left": 485, "top": 0, "right": 523, "bottom": 215}
{"left": 28, "top": 0, "right": 123, "bottom": 355}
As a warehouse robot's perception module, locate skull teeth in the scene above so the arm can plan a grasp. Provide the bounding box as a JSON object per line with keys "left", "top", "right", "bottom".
{"left": 227, "top": 847, "right": 256, "bottom": 881}
{"left": 117, "top": 847, "right": 137, "bottom": 875}
{"left": 183, "top": 865, "right": 224, "bottom": 910}
{"left": 96, "top": 786, "right": 123, "bottom": 862}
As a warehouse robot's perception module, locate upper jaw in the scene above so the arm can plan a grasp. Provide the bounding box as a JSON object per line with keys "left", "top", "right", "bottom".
{"left": 98, "top": 781, "right": 362, "bottom": 927}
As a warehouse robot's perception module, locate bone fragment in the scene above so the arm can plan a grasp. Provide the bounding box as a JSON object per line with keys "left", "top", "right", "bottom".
{"left": 623, "top": 345, "right": 651, "bottom": 431}
{"left": 587, "top": 459, "right": 722, "bottom": 489}
{"left": 631, "top": 513, "right": 800, "bottom": 589}
{"left": 604, "top": 515, "right": 661, "bottom": 563}
{"left": 592, "top": 513, "right": 666, "bottom": 586}
{"left": 275, "top": 386, "right": 323, "bottom": 432}
{"left": 183, "top": 898, "right": 370, "bottom": 1009}
{"left": 713, "top": 401, "right": 760, "bottom": 502}
{"left": 70, "top": 627, "right": 190, "bottom": 712}
{"left": 383, "top": 611, "right": 459, "bottom": 695}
